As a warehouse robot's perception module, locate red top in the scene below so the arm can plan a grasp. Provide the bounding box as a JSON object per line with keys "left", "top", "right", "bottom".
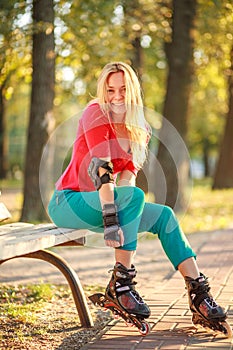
{"left": 56, "top": 102, "right": 139, "bottom": 192}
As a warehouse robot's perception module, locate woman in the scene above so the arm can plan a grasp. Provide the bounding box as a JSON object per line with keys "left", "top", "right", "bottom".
{"left": 48, "top": 62, "right": 226, "bottom": 324}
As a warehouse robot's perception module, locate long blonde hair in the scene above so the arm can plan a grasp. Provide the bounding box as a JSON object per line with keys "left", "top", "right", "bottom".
{"left": 96, "top": 62, "right": 151, "bottom": 168}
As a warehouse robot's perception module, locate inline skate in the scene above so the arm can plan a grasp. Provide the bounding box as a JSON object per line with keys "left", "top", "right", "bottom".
{"left": 89, "top": 262, "right": 151, "bottom": 335}
{"left": 185, "top": 273, "right": 232, "bottom": 338}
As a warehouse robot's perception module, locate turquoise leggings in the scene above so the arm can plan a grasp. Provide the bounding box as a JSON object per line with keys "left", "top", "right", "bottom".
{"left": 48, "top": 186, "right": 196, "bottom": 269}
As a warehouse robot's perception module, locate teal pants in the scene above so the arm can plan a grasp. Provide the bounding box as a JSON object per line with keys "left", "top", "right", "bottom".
{"left": 48, "top": 186, "right": 196, "bottom": 269}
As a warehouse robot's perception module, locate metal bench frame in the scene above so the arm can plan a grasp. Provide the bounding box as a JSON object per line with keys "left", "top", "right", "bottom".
{"left": 0, "top": 222, "right": 94, "bottom": 328}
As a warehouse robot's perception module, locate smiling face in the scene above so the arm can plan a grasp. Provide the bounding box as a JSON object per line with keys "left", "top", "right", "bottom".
{"left": 106, "top": 71, "right": 126, "bottom": 119}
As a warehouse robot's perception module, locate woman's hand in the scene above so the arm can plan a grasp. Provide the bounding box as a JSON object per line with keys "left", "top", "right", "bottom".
{"left": 105, "top": 227, "right": 124, "bottom": 248}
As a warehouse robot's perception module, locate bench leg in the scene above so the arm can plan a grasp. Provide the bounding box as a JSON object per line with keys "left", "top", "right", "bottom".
{"left": 1, "top": 250, "right": 94, "bottom": 328}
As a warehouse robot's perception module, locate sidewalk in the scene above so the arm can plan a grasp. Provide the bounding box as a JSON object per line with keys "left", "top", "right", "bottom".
{"left": 1, "top": 229, "right": 233, "bottom": 349}
{"left": 78, "top": 229, "right": 233, "bottom": 350}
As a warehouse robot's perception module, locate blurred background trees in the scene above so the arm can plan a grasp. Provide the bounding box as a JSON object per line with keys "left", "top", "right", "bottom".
{"left": 21, "top": 0, "right": 55, "bottom": 221}
{"left": 0, "top": 0, "right": 232, "bottom": 221}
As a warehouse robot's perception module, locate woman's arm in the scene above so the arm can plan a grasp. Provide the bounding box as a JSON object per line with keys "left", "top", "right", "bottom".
{"left": 118, "top": 170, "right": 136, "bottom": 187}
{"left": 98, "top": 167, "right": 124, "bottom": 248}
{"left": 98, "top": 168, "right": 136, "bottom": 247}
{"left": 98, "top": 167, "right": 115, "bottom": 204}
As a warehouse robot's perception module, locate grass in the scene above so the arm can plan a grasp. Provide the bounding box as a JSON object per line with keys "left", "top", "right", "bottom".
{"left": 0, "top": 283, "right": 108, "bottom": 349}
{"left": 0, "top": 178, "right": 23, "bottom": 189}
{"left": 177, "top": 178, "right": 233, "bottom": 234}
{"left": 0, "top": 283, "right": 66, "bottom": 323}
{"left": 0, "top": 284, "right": 61, "bottom": 344}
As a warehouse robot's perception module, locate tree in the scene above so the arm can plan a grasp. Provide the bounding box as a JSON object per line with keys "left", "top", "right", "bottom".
{"left": 212, "top": 44, "right": 233, "bottom": 188}
{"left": 155, "top": 0, "right": 197, "bottom": 211}
{"left": 187, "top": 0, "right": 232, "bottom": 178}
{"left": 0, "top": 1, "right": 15, "bottom": 179}
{"left": 0, "top": 0, "right": 29, "bottom": 178}
{"left": 0, "top": 81, "right": 7, "bottom": 179}
{"left": 21, "top": 0, "right": 55, "bottom": 221}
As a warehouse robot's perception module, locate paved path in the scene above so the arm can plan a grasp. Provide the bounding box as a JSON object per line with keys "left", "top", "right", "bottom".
{"left": 1, "top": 229, "right": 233, "bottom": 349}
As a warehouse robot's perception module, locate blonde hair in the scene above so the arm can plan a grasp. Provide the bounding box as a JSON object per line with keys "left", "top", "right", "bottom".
{"left": 96, "top": 62, "right": 151, "bottom": 168}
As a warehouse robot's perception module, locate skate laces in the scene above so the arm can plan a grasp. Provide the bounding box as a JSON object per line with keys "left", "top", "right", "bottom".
{"left": 205, "top": 297, "right": 218, "bottom": 308}
{"left": 117, "top": 274, "right": 144, "bottom": 303}
{"left": 109, "top": 264, "right": 144, "bottom": 303}
{"left": 192, "top": 276, "right": 219, "bottom": 309}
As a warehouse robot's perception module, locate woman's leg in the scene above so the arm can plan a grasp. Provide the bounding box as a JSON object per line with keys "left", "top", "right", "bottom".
{"left": 48, "top": 187, "right": 150, "bottom": 316}
{"left": 48, "top": 187, "right": 143, "bottom": 269}
{"left": 48, "top": 189, "right": 198, "bottom": 274}
{"left": 48, "top": 186, "right": 145, "bottom": 252}
{"left": 115, "top": 249, "right": 135, "bottom": 269}
{"left": 138, "top": 202, "right": 197, "bottom": 270}
{"left": 178, "top": 257, "right": 199, "bottom": 279}
{"left": 138, "top": 201, "right": 226, "bottom": 322}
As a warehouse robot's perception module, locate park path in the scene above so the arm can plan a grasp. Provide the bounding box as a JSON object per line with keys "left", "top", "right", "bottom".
{"left": 79, "top": 229, "right": 233, "bottom": 350}
{"left": 1, "top": 227, "right": 233, "bottom": 349}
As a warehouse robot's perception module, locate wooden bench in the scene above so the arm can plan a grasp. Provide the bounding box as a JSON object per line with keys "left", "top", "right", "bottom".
{"left": 0, "top": 221, "right": 94, "bottom": 328}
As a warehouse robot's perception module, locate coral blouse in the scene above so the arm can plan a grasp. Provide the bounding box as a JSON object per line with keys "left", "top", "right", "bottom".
{"left": 56, "top": 103, "right": 138, "bottom": 192}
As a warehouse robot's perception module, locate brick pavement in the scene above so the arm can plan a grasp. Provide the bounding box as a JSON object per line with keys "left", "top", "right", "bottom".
{"left": 80, "top": 229, "right": 233, "bottom": 350}
{"left": 1, "top": 229, "right": 233, "bottom": 349}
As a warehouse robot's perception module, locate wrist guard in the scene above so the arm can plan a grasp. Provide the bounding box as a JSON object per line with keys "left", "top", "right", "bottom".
{"left": 102, "top": 203, "right": 120, "bottom": 243}
{"left": 88, "top": 157, "right": 114, "bottom": 190}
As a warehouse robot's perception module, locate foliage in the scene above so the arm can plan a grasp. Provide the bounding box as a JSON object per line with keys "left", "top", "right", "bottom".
{"left": 188, "top": 1, "right": 233, "bottom": 162}
{"left": 1, "top": 0, "right": 233, "bottom": 188}
{"left": 0, "top": 0, "right": 32, "bottom": 91}
{"left": 177, "top": 178, "right": 233, "bottom": 233}
{"left": 54, "top": 0, "right": 169, "bottom": 109}
{"left": 0, "top": 0, "right": 32, "bottom": 178}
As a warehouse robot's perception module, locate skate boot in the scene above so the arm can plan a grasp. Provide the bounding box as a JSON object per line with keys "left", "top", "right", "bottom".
{"left": 185, "top": 273, "right": 232, "bottom": 337}
{"left": 106, "top": 262, "right": 151, "bottom": 319}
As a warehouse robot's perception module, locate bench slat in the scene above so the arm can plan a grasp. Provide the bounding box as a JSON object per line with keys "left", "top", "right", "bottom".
{"left": 0, "top": 222, "right": 34, "bottom": 235}
{"left": 0, "top": 223, "right": 91, "bottom": 261}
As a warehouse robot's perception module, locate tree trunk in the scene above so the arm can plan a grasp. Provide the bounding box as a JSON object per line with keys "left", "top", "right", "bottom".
{"left": 122, "top": 0, "right": 149, "bottom": 192}
{"left": 203, "top": 139, "right": 210, "bottom": 177}
{"left": 130, "top": 36, "right": 149, "bottom": 192}
{"left": 212, "top": 45, "right": 233, "bottom": 189}
{"left": 155, "top": 0, "right": 197, "bottom": 211}
{"left": 0, "top": 85, "right": 8, "bottom": 179}
{"left": 21, "top": 0, "right": 55, "bottom": 222}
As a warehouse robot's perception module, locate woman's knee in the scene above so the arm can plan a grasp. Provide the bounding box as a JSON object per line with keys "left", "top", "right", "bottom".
{"left": 161, "top": 205, "right": 180, "bottom": 234}
{"left": 116, "top": 186, "right": 145, "bottom": 209}
{"left": 127, "top": 186, "right": 145, "bottom": 214}
{"left": 133, "top": 186, "right": 145, "bottom": 203}
{"left": 162, "top": 205, "right": 175, "bottom": 219}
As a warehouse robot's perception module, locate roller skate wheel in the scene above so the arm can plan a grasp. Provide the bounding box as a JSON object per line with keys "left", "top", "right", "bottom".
{"left": 192, "top": 313, "right": 232, "bottom": 338}
{"left": 220, "top": 321, "right": 232, "bottom": 338}
{"left": 124, "top": 318, "right": 133, "bottom": 327}
{"left": 139, "top": 321, "right": 150, "bottom": 336}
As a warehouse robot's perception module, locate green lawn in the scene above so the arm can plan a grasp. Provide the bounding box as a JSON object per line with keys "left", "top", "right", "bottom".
{"left": 177, "top": 179, "right": 233, "bottom": 234}
{"left": 0, "top": 283, "right": 109, "bottom": 349}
